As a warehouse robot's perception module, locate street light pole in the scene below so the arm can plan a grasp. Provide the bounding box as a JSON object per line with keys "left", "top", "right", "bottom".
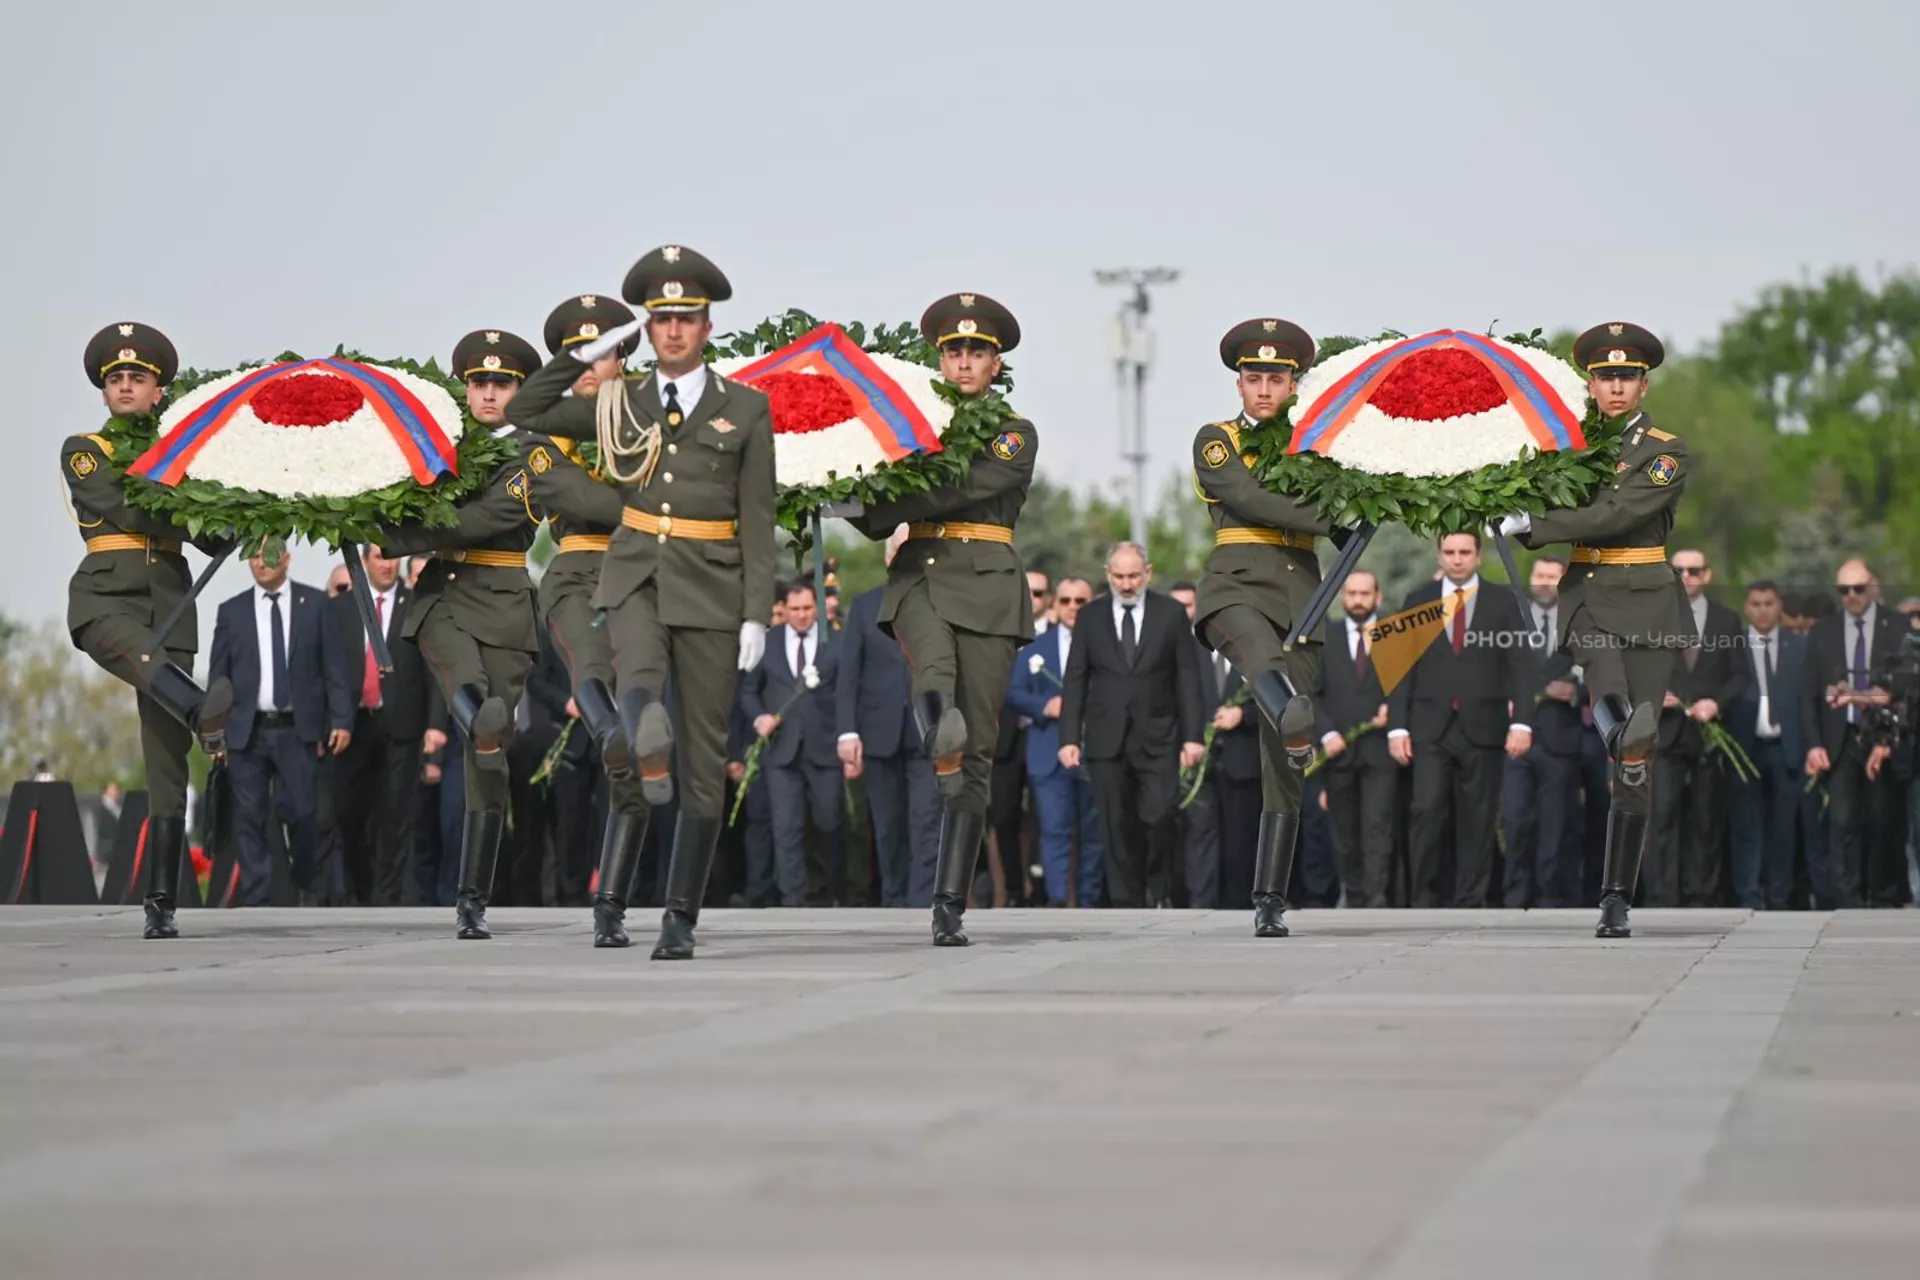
{"left": 1095, "top": 268, "right": 1178, "bottom": 550}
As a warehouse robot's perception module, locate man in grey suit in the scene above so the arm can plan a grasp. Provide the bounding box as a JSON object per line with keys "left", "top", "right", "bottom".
{"left": 838, "top": 527, "right": 941, "bottom": 907}
{"left": 743, "top": 581, "right": 844, "bottom": 905}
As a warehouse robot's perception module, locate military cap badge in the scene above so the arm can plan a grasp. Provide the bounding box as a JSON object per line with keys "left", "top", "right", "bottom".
{"left": 1645, "top": 454, "right": 1679, "bottom": 485}
{"left": 579, "top": 322, "right": 600, "bottom": 340}
{"left": 118, "top": 347, "right": 138, "bottom": 362}
{"left": 1608, "top": 323, "right": 1625, "bottom": 336}
{"left": 1262, "top": 320, "right": 1278, "bottom": 333}
{"left": 959, "top": 293, "right": 976, "bottom": 308}
{"left": 482, "top": 354, "right": 502, "bottom": 370}
{"left": 1202, "top": 439, "right": 1231, "bottom": 468}
{"left": 662, "top": 245, "right": 682, "bottom": 263}
{"left": 991, "top": 430, "right": 1024, "bottom": 460}
{"left": 118, "top": 323, "right": 134, "bottom": 337}
{"left": 662, "top": 281, "right": 685, "bottom": 300}
{"left": 957, "top": 319, "right": 979, "bottom": 336}
{"left": 581, "top": 295, "right": 597, "bottom": 308}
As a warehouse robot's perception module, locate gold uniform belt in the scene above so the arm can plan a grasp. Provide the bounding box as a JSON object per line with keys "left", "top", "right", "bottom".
{"left": 905, "top": 521, "right": 1014, "bottom": 544}
{"left": 1214, "top": 528, "right": 1316, "bottom": 550}
{"left": 556, "top": 535, "right": 611, "bottom": 554}
{"left": 442, "top": 549, "right": 527, "bottom": 568}
{"left": 85, "top": 534, "right": 181, "bottom": 555}
{"left": 622, "top": 507, "right": 738, "bottom": 541}
{"left": 1570, "top": 545, "right": 1668, "bottom": 566}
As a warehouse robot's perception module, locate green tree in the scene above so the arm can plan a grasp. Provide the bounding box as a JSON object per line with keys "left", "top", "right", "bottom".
{"left": 1650, "top": 356, "right": 1783, "bottom": 582}
{"left": 1761, "top": 461, "right": 1907, "bottom": 599}
{"left": 1712, "top": 269, "right": 1920, "bottom": 575}
{"left": 0, "top": 621, "right": 144, "bottom": 791}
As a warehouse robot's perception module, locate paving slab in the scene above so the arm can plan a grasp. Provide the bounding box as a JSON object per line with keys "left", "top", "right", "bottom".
{"left": 0, "top": 906, "right": 1914, "bottom": 1279}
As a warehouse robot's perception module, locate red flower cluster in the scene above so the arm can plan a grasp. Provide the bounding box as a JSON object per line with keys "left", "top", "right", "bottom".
{"left": 251, "top": 372, "right": 367, "bottom": 427}
{"left": 759, "top": 371, "right": 857, "bottom": 435}
{"left": 1370, "top": 349, "right": 1507, "bottom": 421}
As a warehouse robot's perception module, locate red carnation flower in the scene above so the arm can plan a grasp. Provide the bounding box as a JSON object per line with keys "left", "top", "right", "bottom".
{"left": 251, "top": 372, "right": 368, "bottom": 427}
{"left": 1370, "top": 349, "right": 1506, "bottom": 421}
{"left": 759, "top": 371, "right": 857, "bottom": 435}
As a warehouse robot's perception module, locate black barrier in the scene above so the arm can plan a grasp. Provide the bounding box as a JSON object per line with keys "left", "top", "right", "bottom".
{"left": 0, "top": 782, "right": 100, "bottom": 905}
{"left": 99, "top": 792, "right": 206, "bottom": 909}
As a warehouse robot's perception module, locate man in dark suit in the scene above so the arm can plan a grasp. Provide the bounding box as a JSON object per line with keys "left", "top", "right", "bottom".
{"left": 725, "top": 670, "right": 776, "bottom": 907}
{"left": 1643, "top": 550, "right": 1748, "bottom": 907}
{"left": 1007, "top": 577, "right": 1104, "bottom": 906}
{"left": 837, "top": 530, "right": 942, "bottom": 908}
{"left": 1316, "top": 570, "right": 1397, "bottom": 908}
{"left": 1170, "top": 580, "right": 1248, "bottom": 909}
{"left": 506, "top": 631, "right": 571, "bottom": 906}
{"left": 1804, "top": 559, "right": 1905, "bottom": 907}
{"left": 987, "top": 569, "right": 1053, "bottom": 907}
{"left": 208, "top": 539, "right": 354, "bottom": 906}
{"left": 1499, "top": 556, "right": 1585, "bottom": 908}
{"left": 742, "top": 582, "right": 844, "bottom": 905}
{"left": 1727, "top": 580, "right": 1810, "bottom": 909}
{"left": 328, "top": 545, "right": 428, "bottom": 905}
{"left": 1059, "top": 542, "right": 1205, "bottom": 907}
{"left": 1387, "top": 533, "right": 1535, "bottom": 908}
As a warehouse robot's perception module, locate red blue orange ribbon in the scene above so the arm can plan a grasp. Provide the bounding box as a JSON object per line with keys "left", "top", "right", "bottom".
{"left": 727, "top": 323, "right": 941, "bottom": 460}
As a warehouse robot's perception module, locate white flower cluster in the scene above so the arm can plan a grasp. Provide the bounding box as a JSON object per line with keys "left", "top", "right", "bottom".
{"left": 713, "top": 352, "right": 957, "bottom": 489}
{"left": 157, "top": 365, "right": 466, "bottom": 499}
{"left": 1288, "top": 335, "right": 1593, "bottom": 479}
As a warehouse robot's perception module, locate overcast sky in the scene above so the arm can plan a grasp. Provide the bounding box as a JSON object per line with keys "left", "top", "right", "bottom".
{"left": 3, "top": 0, "right": 1915, "bottom": 650}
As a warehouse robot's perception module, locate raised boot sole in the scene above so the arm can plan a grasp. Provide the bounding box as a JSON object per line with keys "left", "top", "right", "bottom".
{"left": 931, "top": 707, "right": 968, "bottom": 797}
{"left": 634, "top": 703, "right": 675, "bottom": 807}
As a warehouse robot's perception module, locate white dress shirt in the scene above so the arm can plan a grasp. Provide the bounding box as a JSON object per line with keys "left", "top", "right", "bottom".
{"left": 1748, "top": 624, "right": 1780, "bottom": 738}
{"left": 785, "top": 622, "right": 819, "bottom": 679}
{"left": 658, "top": 363, "right": 709, "bottom": 415}
{"left": 1111, "top": 594, "right": 1145, "bottom": 645}
{"left": 1846, "top": 603, "right": 1878, "bottom": 724}
{"left": 1387, "top": 575, "right": 1530, "bottom": 739}
{"left": 1690, "top": 593, "right": 1708, "bottom": 641}
{"left": 1323, "top": 615, "right": 1378, "bottom": 748}
{"left": 1056, "top": 621, "right": 1074, "bottom": 673}
{"left": 253, "top": 584, "right": 291, "bottom": 712}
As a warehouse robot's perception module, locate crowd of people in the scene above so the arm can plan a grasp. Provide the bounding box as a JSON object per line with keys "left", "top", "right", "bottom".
{"left": 169, "top": 533, "right": 1920, "bottom": 922}
{"left": 59, "top": 260, "right": 1911, "bottom": 950}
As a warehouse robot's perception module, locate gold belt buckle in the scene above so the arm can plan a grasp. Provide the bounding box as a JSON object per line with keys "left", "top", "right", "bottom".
{"left": 933, "top": 523, "right": 947, "bottom": 538}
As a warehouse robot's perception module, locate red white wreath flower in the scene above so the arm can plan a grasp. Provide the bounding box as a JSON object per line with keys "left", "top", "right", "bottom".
{"left": 712, "top": 350, "right": 952, "bottom": 487}
{"left": 148, "top": 361, "right": 466, "bottom": 497}
{"left": 1288, "top": 332, "right": 1591, "bottom": 477}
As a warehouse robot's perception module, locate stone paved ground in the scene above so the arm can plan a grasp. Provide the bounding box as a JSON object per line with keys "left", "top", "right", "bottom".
{"left": 2, "top": 906, "right": 1916, "bottom": 1279}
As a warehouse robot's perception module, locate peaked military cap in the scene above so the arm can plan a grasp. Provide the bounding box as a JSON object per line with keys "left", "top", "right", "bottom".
{"left": 452, "top": 329, "right": 541, "bottom": 382}
{"left": 920, "top": 292, "right": 1021, "bottom": 353}
{"left": 621, "top": 244, "right": 731, "bottom": 314}
{"left": 1574, "top": 322, "right": 1665, "bottom": 375}
{"left": 84, "top": 321, "right": 178, "bottom": 387}
{"left": 543, "top": 293, "right": 639, "bottom": 357}
{"left": 1219, "top": 318, "right": 1314, "bottom": 373}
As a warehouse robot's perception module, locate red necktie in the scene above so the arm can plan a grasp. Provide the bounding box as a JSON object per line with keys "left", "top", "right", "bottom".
{"left": 1450, "top": 588, "right": 1467, "bottom": 654}
{"left": 361, "top": 594, "right": 384, "bottom": 709}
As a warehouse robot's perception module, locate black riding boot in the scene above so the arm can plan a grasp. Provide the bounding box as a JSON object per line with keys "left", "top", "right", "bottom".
{"left": 143, "top": 815, "right": 186, "bottom": 939}
{"left": 1252, "top": 810, "right": 1300, "bottom": 938}
{"left": 1250, "top": 669, "right": 1317, "bottom": 767}
{"left": 454, "top": 810, "right": 504, "bottom": 940}
{"left": 592, "top": 807, "right": 649, "bottom": 948}
{"left": 576, "top": 677, "right": 632, "bottom": 780}
{"left": 652, "top": 815, "right": 721, "bottom": 960}
{"left": 931, "top": 809, "right": 987, "bottom": 946}
{"left": 619, "top": 689, "right": 675, "bottom": 806}
{"left": 1596, "top": 808, "right": 1651, "bottom": 939}
{"left": 149, "top": 663, "right": 235, "bottom": 758}
{"left": 913, "top": 690, "right": 968, "bottom": 796}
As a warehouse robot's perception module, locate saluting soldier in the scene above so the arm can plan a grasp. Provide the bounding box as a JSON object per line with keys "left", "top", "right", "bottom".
{"left": 508, "top": 245, "right": 776, "bottom": 959}
{"left": 847, "top": 292, "right": 1037, "bottom": 947}
{"left": 1190, "top": 319, "right": 1330, "bottom": 939}
{"left": 1499, "top": 322, "right": 1687, "bottom": 938}
{"left": 63, "top": 322, "right": 234, "bottom": 939}
{"left": 531, "top": 292, "right": 654, "bottom": 946}
{"left": 378, "top": 328, "right": 545, "bottom": 940}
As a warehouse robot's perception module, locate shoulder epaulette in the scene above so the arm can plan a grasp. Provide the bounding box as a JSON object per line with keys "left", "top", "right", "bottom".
{"left": 1645, "top": 427, "right": 1675, "bottom": 442}
{"left": 85, "top": 432, "right": 115, "bottom": 458}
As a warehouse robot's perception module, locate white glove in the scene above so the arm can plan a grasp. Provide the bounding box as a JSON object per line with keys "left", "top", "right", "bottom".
{"left": 738, "top": 620, "right": 767, "bottom": 671}
{"left": 572, "top": 316, "right": 646, "bottom": 364}
{"left": 1495, "top": 512, "right": 1531, "bottom": 537}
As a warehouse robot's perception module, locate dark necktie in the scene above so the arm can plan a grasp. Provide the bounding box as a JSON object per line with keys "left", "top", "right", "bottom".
{"left": 1850, "top": 618, "right": 1867, "bottom": 724}
{"left": 1756, "top": 634, "right": 1773, "bottom": 732}
{"left": 1355, "top": 622, "right": 1371, "bottom": 682}
{"left": 1450, "top": 588, "right": 1466, "bottom": 654}
{"left": 1121, "top": 603, "right": 1138, "bottom": 666}
{"left": 267, "top": 590, "right": 289, "bottom": 711}
{"left": 663, "top": 381, "right": 683, "bottom": 427}
{"left": 795, "top": 631, "right": 809, "bottom": 679}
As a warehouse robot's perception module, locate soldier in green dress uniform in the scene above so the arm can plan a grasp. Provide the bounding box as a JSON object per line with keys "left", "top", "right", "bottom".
{"left": 508, "top": 245, "right": 776, "bottom": 959}
{"left": 532, "top": 291, "right": 655, "bottom": 947}
{"left": 846, "top": 292, "right": 1037, "bottom": 946}
{"left": 1190, "top": 318, "right": 1330, "bottom": 938}
{"left": 378, "top": 328, "right": 545, "bottom": 940}
{"left": 1501, "top": 322, "right": 1687, "bottom": 938}
{"left": 62, "top": 322, "right": 234, "bottom": 939}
